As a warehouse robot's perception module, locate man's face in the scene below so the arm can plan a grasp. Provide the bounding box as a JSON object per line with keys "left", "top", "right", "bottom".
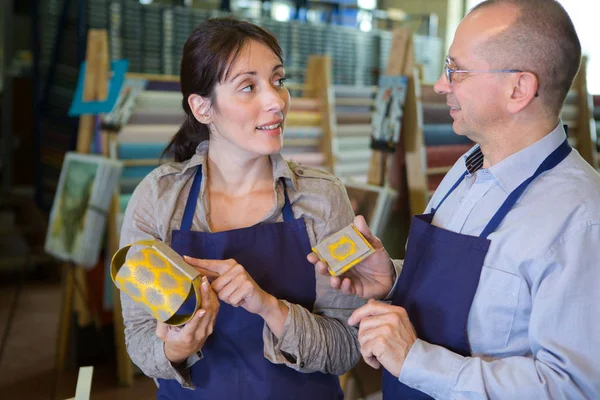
{"left": 433, "top": 5, "right": 517, "bottom": 143}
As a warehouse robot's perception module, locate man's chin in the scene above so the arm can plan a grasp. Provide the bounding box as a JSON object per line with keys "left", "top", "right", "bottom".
{"left": 452, "top": 121, "right": 465, "bottom": 136}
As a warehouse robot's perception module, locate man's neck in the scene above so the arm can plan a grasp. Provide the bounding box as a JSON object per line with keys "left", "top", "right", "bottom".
{"left": 480, "top": 117, "right": 559, "bottom": 168}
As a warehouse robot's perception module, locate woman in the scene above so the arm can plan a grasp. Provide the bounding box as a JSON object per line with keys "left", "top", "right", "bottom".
{"left": 119, "top": 17, "right": 364, "bottom": 399}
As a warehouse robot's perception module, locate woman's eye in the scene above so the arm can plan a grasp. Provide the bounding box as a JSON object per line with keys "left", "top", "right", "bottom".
{"left": 241, "top": 85, "right": 254, "bottom": 93}
{"left": 275, "top": 78, "right": 287, "bottom": 87}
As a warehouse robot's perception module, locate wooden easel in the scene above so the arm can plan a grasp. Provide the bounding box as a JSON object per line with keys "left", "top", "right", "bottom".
{"left": 573, "top": 56, "right": 598, "bottom": 169}
{"left": 301, "top": 56, "right": 336, "bottom": 172}
{"left": 55, "top": 28, "right": 134, "bottom": 387}
{"left": 366, "top": 28, "right": 428, "bottom": 217}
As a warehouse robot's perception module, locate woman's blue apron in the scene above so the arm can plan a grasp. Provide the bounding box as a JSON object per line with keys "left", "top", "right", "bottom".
{"left": 157, "top": 167, "right": 343, "bottom": 399}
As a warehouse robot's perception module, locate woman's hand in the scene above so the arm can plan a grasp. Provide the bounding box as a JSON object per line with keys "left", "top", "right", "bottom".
{"left": 156, "top": 275, "right": 220, "bottom": 364}
{"left": 183, "top": 257, "right": 289, "bottom": 337}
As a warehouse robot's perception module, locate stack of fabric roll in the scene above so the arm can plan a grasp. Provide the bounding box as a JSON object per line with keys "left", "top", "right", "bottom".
{"left": 281, "top": 94, "right": 328, "bottom": 169}
{"left": 113, "top": 80, "right": 183, "bottom": 215}
{"left": 330, "top": 85, "right": 377, "bottom": 183}
{"left": 420, "top": 84, "right": 474, "bottom": 196}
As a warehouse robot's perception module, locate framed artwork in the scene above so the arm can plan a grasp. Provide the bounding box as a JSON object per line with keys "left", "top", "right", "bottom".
{"left": 45, "top": 152, "right": 122, "bottom": 268}
{"left": 371, "top": 75, "right": 409, "bottom": 152}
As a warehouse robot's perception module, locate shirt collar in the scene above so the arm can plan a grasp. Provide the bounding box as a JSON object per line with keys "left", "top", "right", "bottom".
{"left": 180, "top": 140, "right": 298, "bottom": 190}
{"left": 463, "top": 122, "right": 568, "bottom": 193}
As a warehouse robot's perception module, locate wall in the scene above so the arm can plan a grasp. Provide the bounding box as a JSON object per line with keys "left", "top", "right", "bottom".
{"left": 381, "top": 0, "right": 464, "bottom": 77}
{"left": 383, "top": 0, "right": 465, "bottom": 47}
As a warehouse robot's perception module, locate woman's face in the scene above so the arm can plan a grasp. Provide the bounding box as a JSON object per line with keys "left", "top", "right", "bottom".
{"left": 207, "top": 40, "right": 290, "bottom": 158}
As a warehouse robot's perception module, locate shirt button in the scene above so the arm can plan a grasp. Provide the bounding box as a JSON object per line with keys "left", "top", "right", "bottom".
{"left": 296, "top": 169, "right": 304, "bottom": 175}
{"left": 299, "top": 361, "right": 305, "bottom": 368}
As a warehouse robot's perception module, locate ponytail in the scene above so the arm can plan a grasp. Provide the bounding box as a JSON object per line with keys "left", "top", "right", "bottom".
{"left": 162, "top": 113, "right": 209, "bottom": 162}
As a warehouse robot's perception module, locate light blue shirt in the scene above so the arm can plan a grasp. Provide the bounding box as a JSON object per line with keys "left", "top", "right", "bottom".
{"left": 398, "top": 123, "right": 600, "bottom": 399}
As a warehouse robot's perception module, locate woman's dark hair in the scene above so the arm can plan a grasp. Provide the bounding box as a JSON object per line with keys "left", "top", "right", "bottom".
{"left": 163, "top": 17, "right": 283, "bottom": 162}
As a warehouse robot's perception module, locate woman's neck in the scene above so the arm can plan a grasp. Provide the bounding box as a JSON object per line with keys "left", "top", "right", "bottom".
{"left": 206, "top": 143, "right": 273, "bottom": 197}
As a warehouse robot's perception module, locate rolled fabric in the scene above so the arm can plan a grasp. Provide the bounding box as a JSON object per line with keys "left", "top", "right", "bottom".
{"left": 337, "top": 112, "right": 371, "bottom": 124}
{"left": 128, "top": 112, "right": 185, "bottom": 125}
{"left": 121, "top": 165, "right": 157, "bottom": 179}
{"left": 426, "top": 143, "right": 473, "bottom": 168}
{"left": 289, "top": 97, "right": 321, "bottom": 112}
{"left": 420, "top": 85, "right": 442, "bottom": 103}
{"left": 335, "top": 106, "right": 372, "bottom": 114}
{"left": 118, "top": 124, "right": 179, "bottom": 143}
{"left": 422, "top": 103, "right": 453, "bottom": 124}
{"left": 334, "top": 85, "right": 376, "bottom": 98}
{"left": 423, "top": 124, "right": 473, "bottom": 146}
{"left": 286, "top": 111, "right": 322, "bottom": 126}
{"left": 118, "top": 142, "right": 168, "bottom": 160}
{"left": 111, "top": 239, "right": 202, "bottom": 326}
{"left": 119, "top": 193, "right": 133, "bottom": 212}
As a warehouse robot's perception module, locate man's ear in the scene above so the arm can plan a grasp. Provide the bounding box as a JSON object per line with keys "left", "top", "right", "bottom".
{"left": 507, "top": 72, "right": 538, "bottom": 114}
{"left": 188, "top": 94, "right": 212, "bottom": 124}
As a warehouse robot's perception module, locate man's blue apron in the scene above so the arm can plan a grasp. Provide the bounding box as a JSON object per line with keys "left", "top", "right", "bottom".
{"left": 382, "top": 140, "right": 571, "bottom": 399}
{"left": 157, "top": 166, "right": 343, "bottom": 399}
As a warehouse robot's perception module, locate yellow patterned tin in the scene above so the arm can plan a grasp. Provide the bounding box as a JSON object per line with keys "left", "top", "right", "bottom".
{"left": 111, "top": 239, "right": 202, "bottom": 326}
{"left": 312, "top": 224, "right": 375, "bottom": 276}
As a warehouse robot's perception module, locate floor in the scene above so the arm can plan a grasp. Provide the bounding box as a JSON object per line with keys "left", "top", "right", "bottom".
{"left": 0, "top": 268, "right": 157, "bottom": 400}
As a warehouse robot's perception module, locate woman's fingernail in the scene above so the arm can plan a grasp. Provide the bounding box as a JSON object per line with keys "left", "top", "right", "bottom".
{"left": 183, "top": 255, "right": 190, "bottom": 260}
{"left": 197, "top": 310, "right": 206, "bottom": 318}
{"left": 202, "top": 276, "right": 208, "bottom": 285}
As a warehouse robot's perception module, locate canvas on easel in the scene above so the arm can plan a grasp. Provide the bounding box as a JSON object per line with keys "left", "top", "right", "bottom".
{"left": 345, "top": 182, "right": 397, "bottom": 238}
{"left": 54, "top": 28, "right": 135, "bottom": 388}
{"left": 367, "top": 28, "right": 414, "bottom": 187}
{"left": 44, "top": 152, "right": 122, "bottom": 268}
{"left": 371, "top": 76, "right": 409, "bottom": 153}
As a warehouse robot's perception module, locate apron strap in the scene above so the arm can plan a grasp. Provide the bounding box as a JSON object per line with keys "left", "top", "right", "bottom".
{"left": 432, "top": 170, "right": 469, "bottom": 214}
{"left": 480, "top": 139, "right": 571, "bottom": 238}
{"left": 181, "top": 166, "right": 203, "bottom": 232}
{"left": 281, "top": 179, "right": 294, "bottom": 222}
{"left": 180, "top": 167, "right": 296, "bottom": 231}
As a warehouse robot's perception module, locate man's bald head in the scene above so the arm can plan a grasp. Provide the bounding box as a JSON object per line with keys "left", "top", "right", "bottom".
{"left": 469, "top": 0, "right": 581, "bottom": 116}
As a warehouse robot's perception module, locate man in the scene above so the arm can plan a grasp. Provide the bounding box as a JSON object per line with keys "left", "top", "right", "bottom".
{"left": 308, "top": 0, "right": 600, "bottom": 398}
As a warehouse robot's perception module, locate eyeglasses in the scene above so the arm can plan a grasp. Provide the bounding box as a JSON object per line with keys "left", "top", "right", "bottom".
{"left": 444, "top": 56, "right": 539, "bottom": 97}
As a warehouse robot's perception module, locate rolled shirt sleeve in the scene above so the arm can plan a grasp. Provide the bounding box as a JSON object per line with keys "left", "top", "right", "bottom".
{"left": 119, "top": 171, "right": 199, "bottom": 389}
{"left": 262, "top": 170, "right": 366, "bottom": 375}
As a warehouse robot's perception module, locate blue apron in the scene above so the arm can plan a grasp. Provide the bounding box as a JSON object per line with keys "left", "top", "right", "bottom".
{"left": 157, "top": 166, "right": 343, "bottom": 400}
{"left": 382, "top": 140, "right": 571, "bottom": 399}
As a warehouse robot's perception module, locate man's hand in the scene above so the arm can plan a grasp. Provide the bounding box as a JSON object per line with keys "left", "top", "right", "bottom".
{"left": 307, "top": 215, "right": 396, "bottom": 299}
{"left": 349, "top": 299, "right": 417, "bottom": 377}
{"left": 156, "top": 276, "right": 220, "bottom": 364}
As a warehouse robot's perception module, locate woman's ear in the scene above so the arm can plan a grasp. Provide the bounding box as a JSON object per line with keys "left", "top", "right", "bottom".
{"left": 188, "top": 94, "right": 212, "bottom": 124}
